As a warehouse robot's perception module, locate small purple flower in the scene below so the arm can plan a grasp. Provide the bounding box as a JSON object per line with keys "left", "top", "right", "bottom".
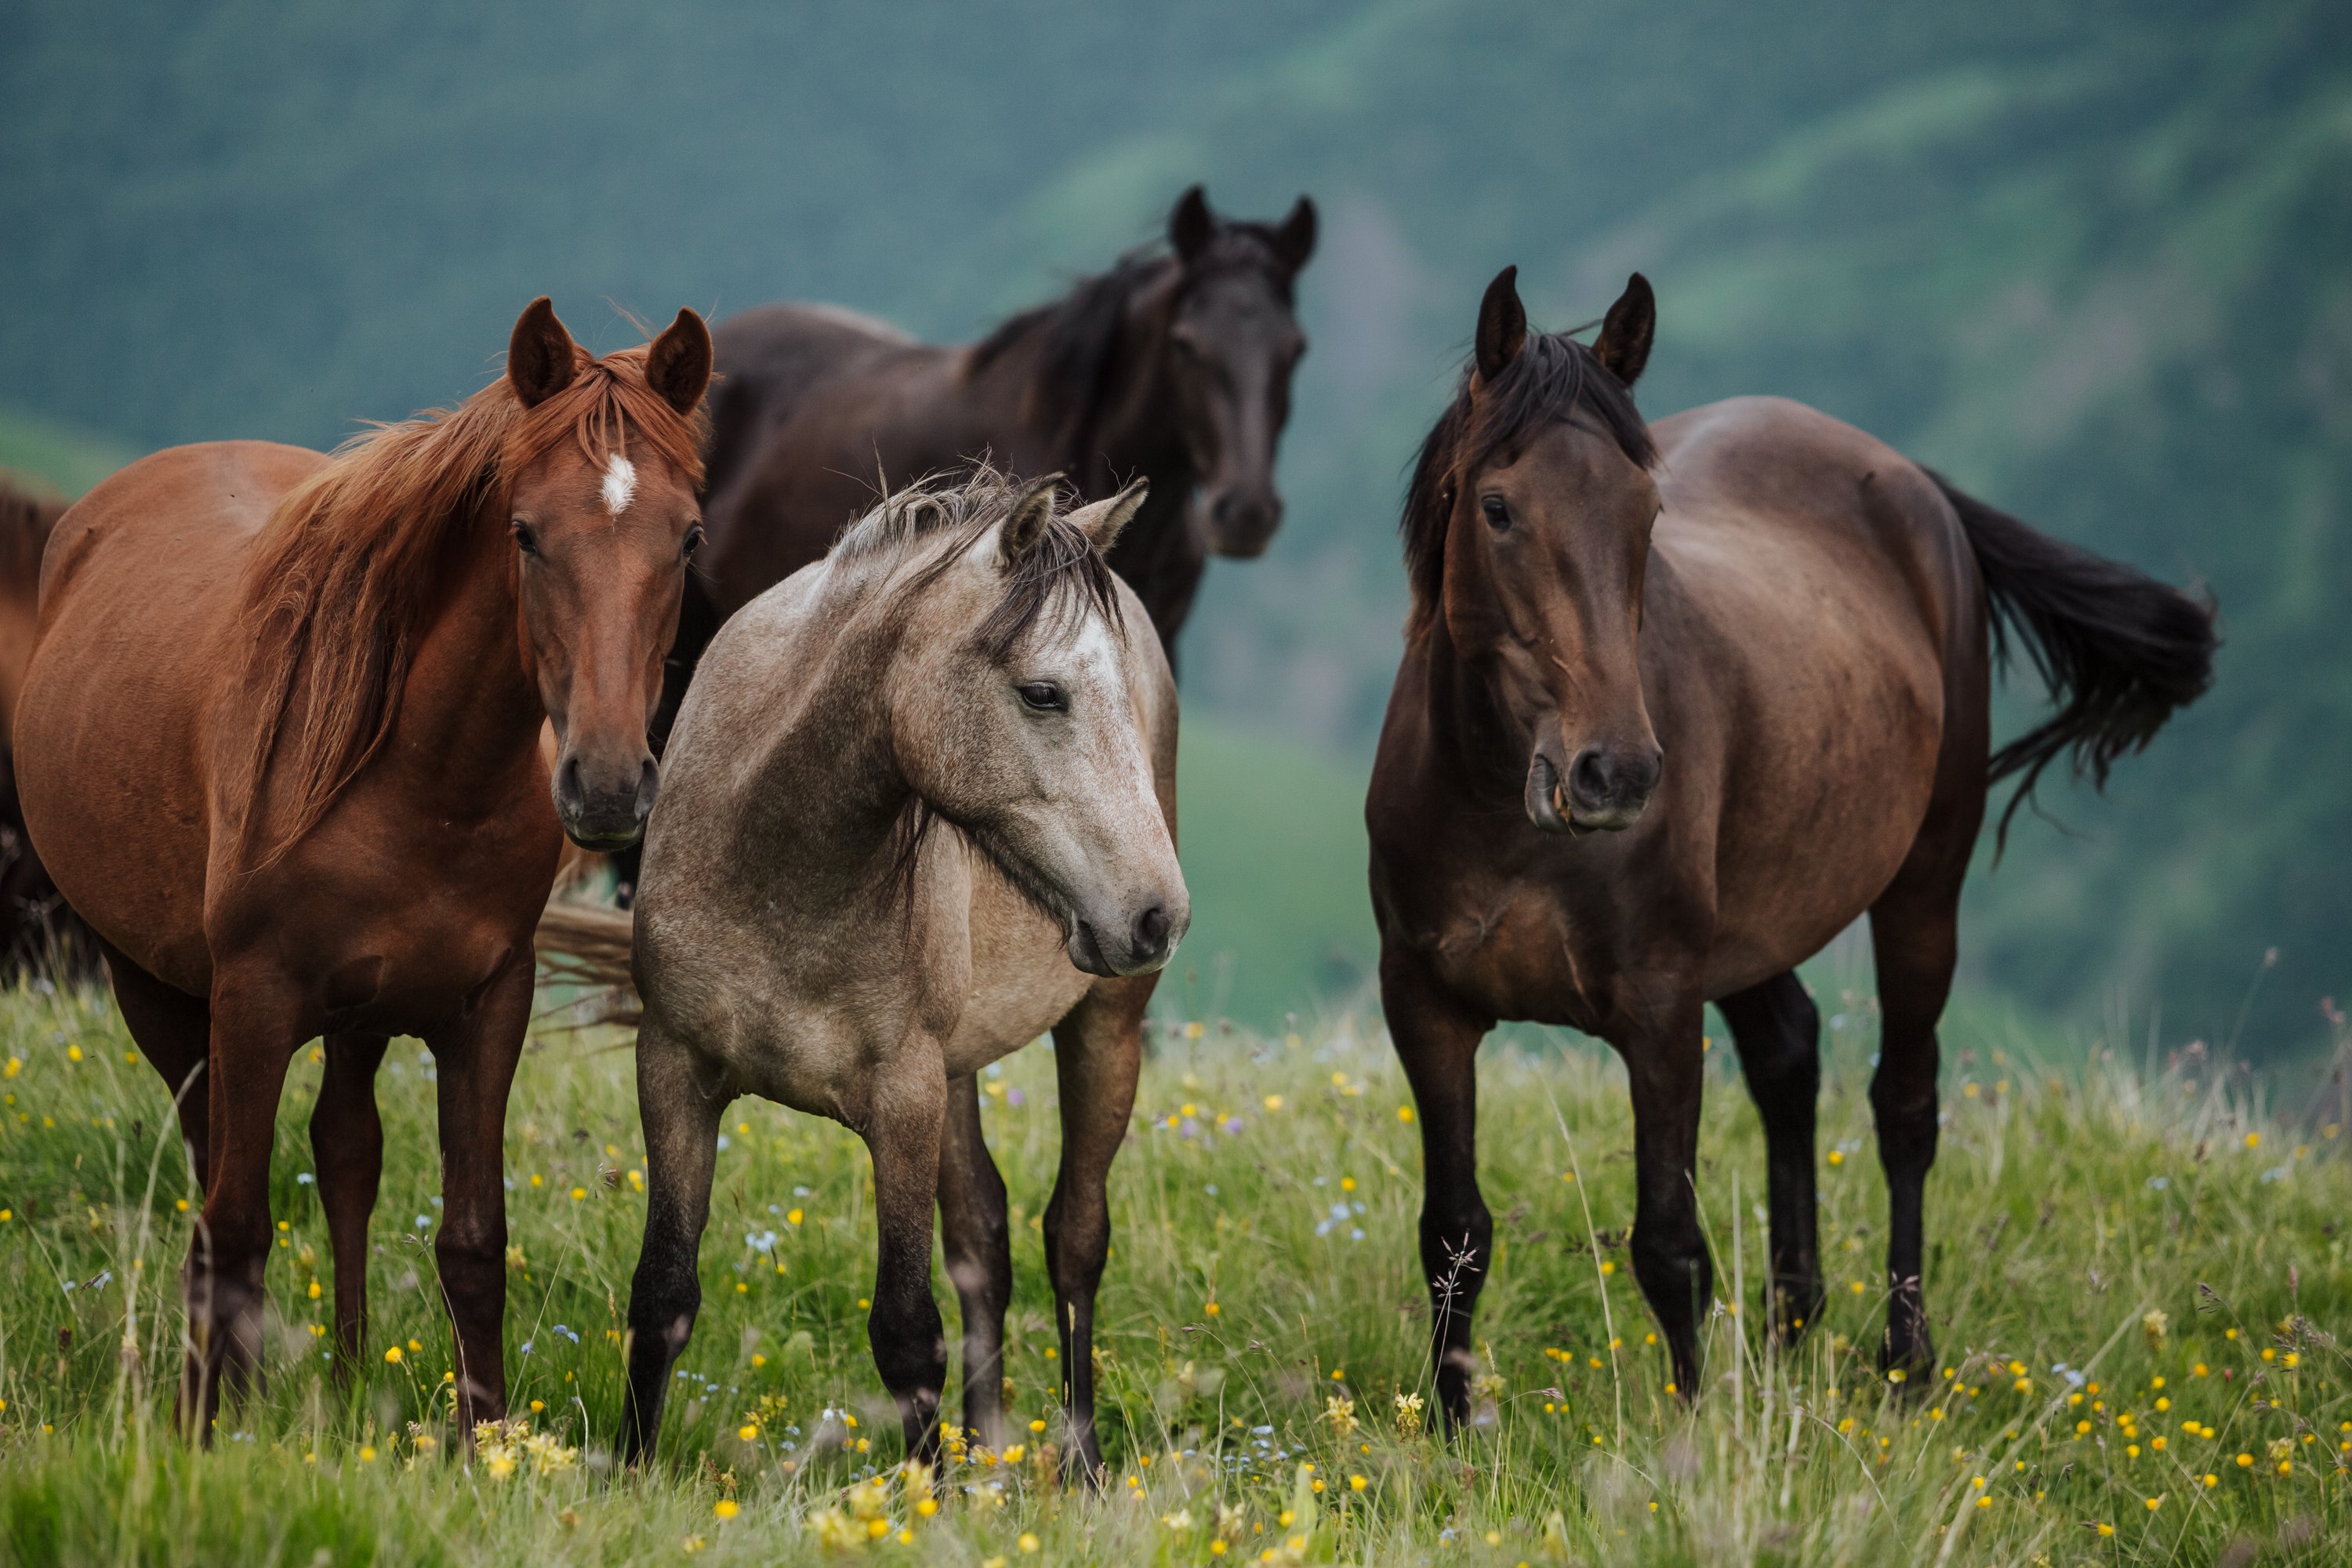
{"left": 1005, "top": 1087, "right": 1025, "bottom": 1107}
{"left": 1220, "top": 1117, "right": 1243, "bottom": 1135}
{"left": 1180, "top": 1118, "right": 1200, "bottom": 1139}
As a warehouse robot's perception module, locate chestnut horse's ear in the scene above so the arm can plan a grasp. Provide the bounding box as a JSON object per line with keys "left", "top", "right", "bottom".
{"left": 1474, "top": 266, "right": 1527, "bottom": 383}
{"left": 1170, "top": 185, "right": 1216, "bottom": 266}
{"left": 999, "top": 474, "right": 1062, "bottom": 564}
{"left": 1273, "top": 195, "right": 1318, "bottom": 273}
{"left": 1592, "top": 273, "right": 1656, "bottom": 389}
{"left": 507, "top": 297, "right": 579, "bottom": 408}
{"left": 646, "top": 307, "right": 714, "bottom": 415}
{"left": 1067, "top": 477, "right": 1149, "bottom": 555}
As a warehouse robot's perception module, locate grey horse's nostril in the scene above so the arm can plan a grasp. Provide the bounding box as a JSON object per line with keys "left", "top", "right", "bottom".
{"left": 1132, "top": 903, "right": 1171, "bottom": 960}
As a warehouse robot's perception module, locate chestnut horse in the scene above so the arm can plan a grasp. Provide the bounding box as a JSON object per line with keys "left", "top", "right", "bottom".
{"left": 612, "top": 470, "right": 1183, "bottom": 1483}
{"left": 1369, "top": 268, "right": 2216, "bottom": 1419}
{"left": 16, "top": 299, "right": 713, "bottom": 1434}
{"left": 0, "top": 474, "right": 95, "bottom": 980}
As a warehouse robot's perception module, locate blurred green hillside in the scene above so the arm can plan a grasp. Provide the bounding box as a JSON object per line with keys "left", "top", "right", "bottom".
{"left": 4, "top": 2, "right": 2348, "bottom": 1045}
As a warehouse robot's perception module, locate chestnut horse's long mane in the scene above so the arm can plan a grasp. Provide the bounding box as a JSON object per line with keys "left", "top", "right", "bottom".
{"left": 240, "top": 343, "right": 706, "bottom": 861}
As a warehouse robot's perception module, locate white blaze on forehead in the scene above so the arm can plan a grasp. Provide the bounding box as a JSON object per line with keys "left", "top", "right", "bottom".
{"left": 601, "top": 452, "right": 638, "bottom": 516}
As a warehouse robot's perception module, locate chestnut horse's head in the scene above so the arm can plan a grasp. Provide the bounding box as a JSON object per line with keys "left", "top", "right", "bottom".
{"left": 1406, "top": 267, "right": 1664, "bottom": 835}
{"left": 1163, "top": 186, "right": 1316, "bottom": 559}
{"left": 503, "top": 299, "right": 713, "bottom": 849}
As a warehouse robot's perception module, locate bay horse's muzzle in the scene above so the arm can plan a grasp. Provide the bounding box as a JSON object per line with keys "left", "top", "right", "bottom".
{"left": 1526, "top": 746, "right": 1661, "bottom": 836}
{"left": 555, "top": 752, "right": 660, "bottom": 850}
{"left": 1199, "top": 484, "right": 1282, "bottom": 559}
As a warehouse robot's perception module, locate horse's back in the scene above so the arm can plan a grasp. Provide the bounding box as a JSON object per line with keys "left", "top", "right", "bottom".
{"left": 1647, "top": 397, "right": 1984, "bottom": 988}
{"left": 19, "top": 441, "right": 322, "bottom": 989}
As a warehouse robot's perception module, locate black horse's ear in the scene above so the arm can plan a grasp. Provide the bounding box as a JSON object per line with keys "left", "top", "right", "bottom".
{"left": 645, "top": 307, "right": 713, "bottom": 415}
{"left": 1273, "top": 195, "right": 1317, "bottom": 272}
{"left": 1475, "top": 266, "right": 1527, "bottom": 383}
{"left": 1000, "top": 474, "right": 1062, "bottom": 564}
{"left": 1592, "top": 273, "right": 1656, "bottom": 389}
{"left": 507, "top": 297, "right": 579, "bottom": 408}
{"left": 1170, "top": 185, "right": 1216, "bottom": 265}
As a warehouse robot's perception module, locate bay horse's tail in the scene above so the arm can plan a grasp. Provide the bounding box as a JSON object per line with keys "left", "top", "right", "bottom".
{"left": 534, "top": 899, "right": 641, "bottom": 1025}
{"left": 1930, "top": 472, "right": 2217, "bottom": 846}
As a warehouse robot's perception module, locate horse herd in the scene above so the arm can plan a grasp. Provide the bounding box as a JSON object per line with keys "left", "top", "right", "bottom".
{"left": 0, "top": 187, "right": 2216, "bottom": 1480}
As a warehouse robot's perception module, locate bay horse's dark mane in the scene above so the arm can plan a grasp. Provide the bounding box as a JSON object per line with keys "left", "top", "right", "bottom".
{"left": 1402, "top": 328, "right": 1657, "bottom": 629}
{"left": 967, "top": 226, "right": 1302, "bottom": 455}
{"left": 240, "top": 343, "right": 706, "bottom": 861}
{"left": 837, "top": 466, "right": 1123, "bottom": 662}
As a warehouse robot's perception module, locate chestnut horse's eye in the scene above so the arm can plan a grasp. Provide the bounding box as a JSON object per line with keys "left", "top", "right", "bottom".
{"left": 682, "top": 524, "right": 706, "bottom": 560}
{"left": 1480, "top": 495, "right": 1512, "bottom": 531}
{"left": 510, "top": 519, "right": 540, "bottom": 557}
{"left": 1018, "top": 681, "right": 1066, "bottom": 712}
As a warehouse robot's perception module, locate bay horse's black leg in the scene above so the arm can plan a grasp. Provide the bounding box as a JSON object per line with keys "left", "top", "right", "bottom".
{"left": 428, "top": 960, "right": 533, "bottom": 1435}
{"left": 1045, "top": 974, "right": 1149, "bottom": 1486}
{"left": 862, "top": 1065, "right": 949, "bottom": 1465}
{"left": 1717, "top": 972, "right": 1824, "bottom": 1344}
{"left": 1867, "top": 878, "right": 1961, "bottom": 1383}
{"left": 1617, "top": 996, "right": 1712, "bottom": 1398}
{"left": 312, "top": 1031, "right": 389, "bottom": 1375}
{"left": 938, "top": 1073, "right": 1013, "bottom": 1451}
{"left": 620, "top": 1020, "right": 727, "bottom": 1465}
{"left": 1381, "top": 948, "right": 1495, "bottom": 1432}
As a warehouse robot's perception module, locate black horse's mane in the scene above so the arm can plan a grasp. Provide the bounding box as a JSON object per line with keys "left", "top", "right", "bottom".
{"left": 1400, "top": 329, "right": 1657, "bottom": 620}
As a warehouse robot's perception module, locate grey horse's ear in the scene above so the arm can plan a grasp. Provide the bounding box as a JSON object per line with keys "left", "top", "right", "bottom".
{"left": 999, "top": 474, "right": 1062, "bottom": 564}
{"left": 1066, "top": 477, "right": 1148, "bottom": 556}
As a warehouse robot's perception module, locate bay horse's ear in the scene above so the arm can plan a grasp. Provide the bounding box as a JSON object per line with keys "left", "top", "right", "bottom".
{"left": 1475, "top": 266, "right": 1527, "bottom": 383}
{"left": 1067, "top": 477, "right": 1149, "bottom": 556}
{"left": 645, "top": 307, "right": 714, "bottom": 416}
{"left": 1273, "top": 196, "right": 1318, "bottom": 273}
{"left": 1170, "top": 185, "right": 1216, "bottom": 266}
{"left": 1592, "top": 273, "right": 1656, "bottom": 389}
{"left": 507, "top": 297, "right": 579, "bottom": 408}
{"left": 999, "top": 474, "right": 1062, "bottom": 565}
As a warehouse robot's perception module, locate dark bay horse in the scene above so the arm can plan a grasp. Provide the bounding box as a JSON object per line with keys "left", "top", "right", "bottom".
{"left": 1369, "top": 268, "right": 2216, "bottom": 1418}
{"left": 613, "top": 471, "right": 1182, "bottom": 1483}
{"left": 662, "top": 187, "right": 1313, "bottom": 763}
{"left": 0, "top": 474, "right": 95, "bottom": 980}
{"left": 16, "top": 299, "right": 713, "bottom": 1434}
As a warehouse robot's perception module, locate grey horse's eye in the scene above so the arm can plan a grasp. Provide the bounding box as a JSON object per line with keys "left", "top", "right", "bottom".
{"left": 1018, "top": 682, "right": 1066, "bottom": 712}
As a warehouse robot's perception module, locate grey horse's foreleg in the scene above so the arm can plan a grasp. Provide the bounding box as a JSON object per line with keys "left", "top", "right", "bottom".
{"left": 863, "top": 1064, "right": 949, "bottom": 1462}
{"left": 937, "top": 1073, "right": 1013, "bottom": 1450}
{"left": 620, "top": 1023, "right": 727, "bottom": 1465}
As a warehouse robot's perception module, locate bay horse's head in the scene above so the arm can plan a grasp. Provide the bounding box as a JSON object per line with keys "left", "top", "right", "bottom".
{"left": 869, "top": 473, "right": 1187, "bottom": 976}
{"left": 1163, "top": 185, "right": 1316, "bottom": 559}
{"left": 503, "top": 299, "right": 713, "bottom": 849}
{"left": 1406, "top": 267, "right": 1664, "bottom": 835}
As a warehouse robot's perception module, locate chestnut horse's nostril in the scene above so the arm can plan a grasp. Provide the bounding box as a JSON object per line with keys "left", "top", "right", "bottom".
{"left": 633, "top": 758, "right": 660, "bottom": 826}
{"left": 554, "top": 756, "right": 586, "bottom": 818}
{"left": 1131, "top": 902, "right": 1171, "bottom": 964}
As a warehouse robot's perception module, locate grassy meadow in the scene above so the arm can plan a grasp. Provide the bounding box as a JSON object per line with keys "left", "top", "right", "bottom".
{"left": 2, "top": 967, "right": 2350, "bottom": 1567}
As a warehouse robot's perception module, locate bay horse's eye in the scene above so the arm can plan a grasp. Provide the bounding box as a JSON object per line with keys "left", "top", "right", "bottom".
{"left": 510, "top": 519, "right": 541, "bottom": 557}
{"left": 682, "top": 524, "right": 706, "bottom": 560}
{"left": 1018, "top": 682, "right": 1067, "bottom": 712}
{"left": 1480, "top": 495, "right": 1512, "bottom": 531}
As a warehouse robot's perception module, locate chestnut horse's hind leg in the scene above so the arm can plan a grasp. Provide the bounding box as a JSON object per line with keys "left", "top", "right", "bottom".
{"left": 861, "top": 1063, "right": 950, "bottom": 1464}
{"left": 100, "top": 940, "right": 212, "bottom": 1189}
{"left": 1718, "top": 971, "right": 1826, "bottom": 1345}
{"left": 1045, "top": 977, "right": 1148, "bottom": 1486}
{"left": 620, "top": 1018, "right": 728, "bottom": 1464}
{"left": 427, "top": 959, "right": 533, "bottom": 1434}
{"left": 312, "top": 1031, "right": 389, "bottom": 1375}
{"left": 1377, "top": 948, "right": 1494, "bottom": 1433}
{"left": 937, "top": 1073, "right": 1014, "bottom": 1451}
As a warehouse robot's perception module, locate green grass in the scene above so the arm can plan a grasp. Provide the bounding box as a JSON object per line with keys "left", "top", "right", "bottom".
{"left": 2, "top": 975, "right": 2349, "bottom": 1566}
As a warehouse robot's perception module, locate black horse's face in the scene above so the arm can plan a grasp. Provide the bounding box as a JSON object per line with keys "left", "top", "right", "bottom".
{"left": 1164, "top": 187, "right": 1316, "bottom": 560}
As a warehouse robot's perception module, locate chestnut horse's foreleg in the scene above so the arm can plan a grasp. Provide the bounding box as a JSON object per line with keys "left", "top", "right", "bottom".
{"left": 862, "top": 1060, "right": 950, "bottom": 1464}
{"left": 1044, "top": 975, "right": 1149, "bottom": 1486}
{"left": 312, "top": 1031, "right": 389, "bottom": 1375}
{"left": 101, "top": 939, "right": 212, "bottom": 1195}
{"left": 1617, "top": 995, "right": 1712, "bottom": 1399}
{"left": 1717, "top": 971, "right": 1825, "bottom": 1345}
{"left": 937, "top": 1073, "right": 1013, "bottom": 1452}
{"left": 1867, "top": 880, "right": 1962, "bottom": 1384}
{"left": 620, "top": 1019, "right": 728, "bottom": 1465}
{"left": 426, "top": 958, "right": 533, "bottom": 1434}
{"left": 185, "top": 968, "right": 307, "bottom": 1439}
{"left": 1379, "top": 947, "right": 1495, "bottom": 1434}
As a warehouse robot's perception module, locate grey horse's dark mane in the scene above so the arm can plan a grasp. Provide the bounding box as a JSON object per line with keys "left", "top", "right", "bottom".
{"left": 833, "top": 465, "right": 1123, "bottom": 660}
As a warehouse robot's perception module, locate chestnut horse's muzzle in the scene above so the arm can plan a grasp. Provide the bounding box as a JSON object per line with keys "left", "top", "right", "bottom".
{"left": 555, "top": 752, "right": 660, "bottom": 851}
